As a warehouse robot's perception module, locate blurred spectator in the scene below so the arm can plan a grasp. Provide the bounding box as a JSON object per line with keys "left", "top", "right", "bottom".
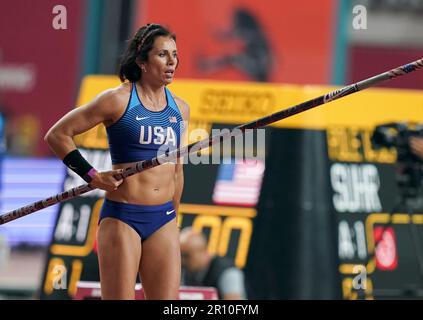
{"left": 0, "top": 93, "right": 8, "bottom": 155}
{"left": 0, "top": 91, "right": 39, "bottom": 156}
{"left": 0, "top": 112, "right": 6, "bottom": 157}
{"left": 180, "top": 227, "right": 247, "bottom": 300}
{"left": 8, "top": 114, "right": 40, "bottom": 156}
{"left": 410, "top": 137, "right": 423, "bottom": 160}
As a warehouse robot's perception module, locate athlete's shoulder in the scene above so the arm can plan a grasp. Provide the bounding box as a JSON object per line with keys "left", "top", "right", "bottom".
{"left": 96, "top": 83, "right": 131, "bottom": 106}
{"left": 84, "top": 83, "right": 131, "bottom": 125}
{"left": 170, "top": 91, "right": 190, "bottom": 121}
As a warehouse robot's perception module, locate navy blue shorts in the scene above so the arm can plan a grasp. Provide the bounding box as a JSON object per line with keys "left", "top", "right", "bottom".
{"left": 99, "top": 199, "right": 176, "bottom": 241}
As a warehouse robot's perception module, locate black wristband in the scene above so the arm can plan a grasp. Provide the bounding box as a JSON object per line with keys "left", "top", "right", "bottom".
{"left": 63, "top": 149, "right": 95, "bottom": 182}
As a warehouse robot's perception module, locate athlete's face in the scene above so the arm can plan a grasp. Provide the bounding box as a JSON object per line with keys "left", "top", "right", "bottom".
{"left": 142, "top": 36, "right": 178, "bottom": 85}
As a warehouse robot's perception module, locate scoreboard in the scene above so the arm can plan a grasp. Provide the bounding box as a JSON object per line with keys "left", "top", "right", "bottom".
{"left": 39, "top": 77, "right": 423, "bottom": 299}
{"left": 328, "top": 125, "right": 423, "bottom": 299}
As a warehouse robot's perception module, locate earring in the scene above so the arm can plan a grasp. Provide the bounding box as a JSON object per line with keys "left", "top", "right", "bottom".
{"left": 141, "top": 66, "right": 146, "bottom": 73}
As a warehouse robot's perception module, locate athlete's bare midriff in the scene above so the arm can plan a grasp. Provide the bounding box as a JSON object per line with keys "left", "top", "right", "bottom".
{"left": 105, "top": 161, "right": 176, "bottom": 205}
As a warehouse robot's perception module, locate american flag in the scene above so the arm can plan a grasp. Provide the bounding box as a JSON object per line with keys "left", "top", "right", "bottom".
{"left": 212, "top": 159, "right": 265, "bottom": 207}
{"left": 169, "top": 116, "right": 177, "bottom": 123}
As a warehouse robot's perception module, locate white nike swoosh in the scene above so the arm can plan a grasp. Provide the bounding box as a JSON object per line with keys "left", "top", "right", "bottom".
{"left": 136, "top": 116, "right": 149, "bottom": 120}
{"left": 166, "top": 210, "right": 175, "bottom": 215}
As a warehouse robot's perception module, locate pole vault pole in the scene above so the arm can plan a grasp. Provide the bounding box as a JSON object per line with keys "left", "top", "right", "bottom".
{"left": 1, "top": 58, "right": 422, "bottom": 225}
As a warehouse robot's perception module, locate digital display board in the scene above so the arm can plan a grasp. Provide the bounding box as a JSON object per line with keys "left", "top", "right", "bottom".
{"left": 0, "top": 157, "right": 64, "bottom": 246}
{"left": 327, "top": 125, "right": 423, "bottom": 299}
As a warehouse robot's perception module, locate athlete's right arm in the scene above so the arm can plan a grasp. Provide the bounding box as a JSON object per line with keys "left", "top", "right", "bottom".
{"left": 44, "top": 89, "right": 125, "bottom": 191}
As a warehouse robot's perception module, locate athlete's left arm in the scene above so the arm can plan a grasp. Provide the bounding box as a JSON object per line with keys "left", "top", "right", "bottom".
{"left": 173, "top": 96, "right": 190, "bottom": 219}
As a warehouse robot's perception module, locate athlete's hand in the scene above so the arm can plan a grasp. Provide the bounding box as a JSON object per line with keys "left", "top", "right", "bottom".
{"left": 89, "top": 169, "right": 124, "bottom": 191}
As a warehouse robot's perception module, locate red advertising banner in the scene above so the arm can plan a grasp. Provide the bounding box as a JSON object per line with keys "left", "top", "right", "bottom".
{"left": 135, "top": 0, "right": 336, "bottom": 84}
{"left": 348, "top": 46, "right": 423, "bottom": 90}
{"left": 0, "top": 0, "right": 85, "bottom": 155}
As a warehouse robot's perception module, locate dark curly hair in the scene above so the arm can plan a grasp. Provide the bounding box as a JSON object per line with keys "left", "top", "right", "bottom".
{"left": 119, "top": 23, "right": 176, "bottom": 82}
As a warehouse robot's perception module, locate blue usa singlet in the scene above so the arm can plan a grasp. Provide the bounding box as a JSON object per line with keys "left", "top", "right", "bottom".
{"left": 106, "top": 83, "right": 184, "bottom": 164}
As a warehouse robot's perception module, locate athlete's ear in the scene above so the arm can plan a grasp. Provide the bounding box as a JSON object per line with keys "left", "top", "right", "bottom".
{"left": 135, "top": 58, "right": 147, "bottom": 73}
{"left": 135, "top": 57, "right": 143, "bottom": 69}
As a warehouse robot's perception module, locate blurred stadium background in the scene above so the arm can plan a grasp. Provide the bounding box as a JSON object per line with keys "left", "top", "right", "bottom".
{"left": 0, "top": 0, "right": 423, "bottom": 299}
